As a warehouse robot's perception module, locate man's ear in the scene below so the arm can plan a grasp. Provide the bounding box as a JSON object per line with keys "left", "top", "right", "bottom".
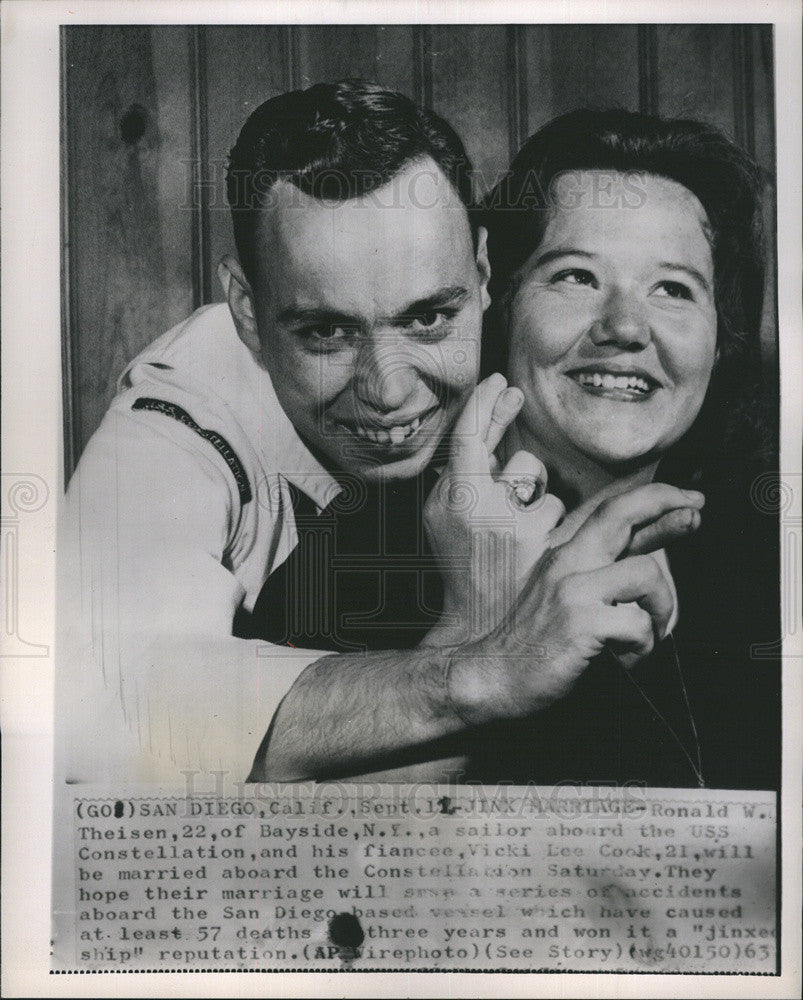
{"left": 218, "top": 254, "right": 261, "bottom": 354}
{"left": 475, "top": 226, "right": 491, "bottom": 312}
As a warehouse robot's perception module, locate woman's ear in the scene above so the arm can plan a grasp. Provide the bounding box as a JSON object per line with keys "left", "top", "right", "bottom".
{"left": 475, "top": 226, "right": 491, "bottom": 312}
{"left": 218, "top": 254, "right": 261, "bottom": 354}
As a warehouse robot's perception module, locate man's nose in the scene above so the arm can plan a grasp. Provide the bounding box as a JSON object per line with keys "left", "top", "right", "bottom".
{"left": 589, "top": 287, "right": 651, "bottom": 350}
{"left": 352, "top": 335, "right": 418, "bottom": 412}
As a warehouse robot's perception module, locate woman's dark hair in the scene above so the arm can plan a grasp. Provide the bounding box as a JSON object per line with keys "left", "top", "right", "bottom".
{"left": 481, "top": 108, "right": 774, "bottom": 479}
{"left": 226, "top": 79, "right": 476, "bottom": 287}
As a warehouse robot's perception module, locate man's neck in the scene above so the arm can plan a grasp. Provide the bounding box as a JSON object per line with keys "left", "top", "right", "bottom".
{"left": 296, "top": 437, "right": 437, "bottom": 501}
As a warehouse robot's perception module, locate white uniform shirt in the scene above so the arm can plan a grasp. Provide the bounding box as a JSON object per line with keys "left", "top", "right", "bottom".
{"left": 59, "top": 304, "right": 342, "bottom": 784}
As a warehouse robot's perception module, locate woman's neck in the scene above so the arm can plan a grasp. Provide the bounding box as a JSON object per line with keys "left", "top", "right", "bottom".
{"left": 507, "top": 424, "right": 660, "bottom": 511}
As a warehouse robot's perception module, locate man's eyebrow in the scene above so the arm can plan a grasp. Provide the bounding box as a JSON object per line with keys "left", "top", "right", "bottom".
{"left": 657, "top": 262, "right": 712, "bottom": 293}
{"left": 392, "top": 285, "right": 471, "bottom": 320}
{"left": 277, "top": 305, "right": 359, "bottom": 327}
{"left": 277, "top": 286, "right": 471, "bottom": 328}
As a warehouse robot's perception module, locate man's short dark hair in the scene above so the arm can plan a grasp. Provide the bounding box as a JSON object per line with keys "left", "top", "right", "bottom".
{"left": 226, "top": 79, "right": 477, "bottom": 286}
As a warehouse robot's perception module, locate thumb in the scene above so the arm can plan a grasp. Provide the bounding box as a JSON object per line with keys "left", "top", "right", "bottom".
{"left": 548, "top": 491, "right": 606, "bottom": 548}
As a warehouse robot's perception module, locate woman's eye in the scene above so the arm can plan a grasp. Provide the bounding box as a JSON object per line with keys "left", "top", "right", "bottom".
{"left": 552, "top": 268, "right": 596, "bottom": 288}
{"left": 654, "top": 280, "right": 693, "bottom": 300}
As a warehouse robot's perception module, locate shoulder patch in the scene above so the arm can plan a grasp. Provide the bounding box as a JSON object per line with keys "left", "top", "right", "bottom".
{"left": 132, "top": 397, "right": 252, "bottom": 504}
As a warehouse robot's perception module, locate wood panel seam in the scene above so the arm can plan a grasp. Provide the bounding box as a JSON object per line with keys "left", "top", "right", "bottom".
{"left": 637, "top": 24, "right": 658, "bottom": 116}
{"left": 281, "top": 26, "right": 301, "bottom": 92}
{"left": 189, "top": 26, "right": 212, "bottom": 307}
{"left": 733, "top": 24, "right": 756, "bottom": 156}
{"left": 506, "top": 25, "right": 528, "bottom": 163}
{"left": 413, "top": 25, "right": 433, "bottom": 108}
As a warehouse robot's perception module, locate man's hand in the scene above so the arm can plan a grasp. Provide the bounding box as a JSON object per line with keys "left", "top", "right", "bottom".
{"left": 444, "top": 484, "right": 704, "bottom": 727}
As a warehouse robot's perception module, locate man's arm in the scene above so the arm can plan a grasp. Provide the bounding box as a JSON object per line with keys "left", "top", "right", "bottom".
{"left": 59, "top": 406, "right": 331, "bottom": 785}
{"left": 248, "top": 645, "right": 462, "bottom": 782}
{"left": 253, "top": 378, "right": 704, "bottom": 782}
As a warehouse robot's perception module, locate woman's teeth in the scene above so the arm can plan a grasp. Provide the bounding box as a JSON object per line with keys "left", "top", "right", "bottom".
{"left": 576, "top": 372, "right": 652, "bottom": 393}
{"left": 348, "top": 415, "right": 423, "bottom": 444}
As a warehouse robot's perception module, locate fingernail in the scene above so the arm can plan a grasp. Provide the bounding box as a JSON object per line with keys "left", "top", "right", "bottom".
{"left": 681, "top": 489, "right": 705, "bottom": 505}
{"left": 500, "top": 387, "right": 523, "bottom": 412}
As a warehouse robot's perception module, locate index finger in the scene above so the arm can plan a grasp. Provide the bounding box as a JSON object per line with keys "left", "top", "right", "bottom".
{"left": 558, "top": 483, "right": 705, "bottom": 572}
{"left": 628, "top": 506, "right": 702, "bottom": 555}
{"left": 484, "top": 386, "right": 524, "bottom": 456}
{"left": 449, "top": 372, "right": 508, "bottom": 470}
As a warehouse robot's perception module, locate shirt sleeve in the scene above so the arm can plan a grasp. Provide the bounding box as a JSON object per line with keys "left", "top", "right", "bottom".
{"left": 57, "top": 406, "right": 332, "bottom": 785}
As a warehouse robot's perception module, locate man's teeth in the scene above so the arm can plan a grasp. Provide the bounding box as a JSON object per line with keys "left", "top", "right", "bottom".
{"left": 348, "top": 415, "right": 423, "bottom": 444}
{"left": 576, "top": 372, "right": 652, "bottom": 393}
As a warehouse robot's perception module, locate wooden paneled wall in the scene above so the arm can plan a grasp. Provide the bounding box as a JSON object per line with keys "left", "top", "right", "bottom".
{"left": 62, "top": 24, "right": 776, "bottom": 468}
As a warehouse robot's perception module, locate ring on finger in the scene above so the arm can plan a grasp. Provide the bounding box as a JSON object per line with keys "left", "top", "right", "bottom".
{"left": 506, "top": 476, "right": 544, "bottom": 509}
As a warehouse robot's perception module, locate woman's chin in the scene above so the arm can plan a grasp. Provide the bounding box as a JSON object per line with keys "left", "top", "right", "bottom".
{"left": 575, "top": 439, "right": 665, "bottom": 474}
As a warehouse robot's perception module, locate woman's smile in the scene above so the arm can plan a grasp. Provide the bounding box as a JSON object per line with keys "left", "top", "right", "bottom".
{"left": 565, "top": 366, "right": 662, "bottom": 400}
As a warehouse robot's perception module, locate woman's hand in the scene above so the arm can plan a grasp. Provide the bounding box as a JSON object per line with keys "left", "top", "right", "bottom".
{"left": 424, "top": 374, "right": 703, "bottom": 646}
{"left": 423, "top": 373, "right": 565, "bottom": 644}
{"left": 444, "top": 484, "right": 704, "bottom": 727}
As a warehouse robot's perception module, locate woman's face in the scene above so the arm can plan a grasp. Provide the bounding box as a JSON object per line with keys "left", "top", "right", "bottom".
{"left": 507, "top": 171, "right": 718, "bottom": 476}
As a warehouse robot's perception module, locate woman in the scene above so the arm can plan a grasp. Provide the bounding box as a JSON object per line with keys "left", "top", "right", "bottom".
{"left": 467, "top": 109, "right": 780, "bottom": 790}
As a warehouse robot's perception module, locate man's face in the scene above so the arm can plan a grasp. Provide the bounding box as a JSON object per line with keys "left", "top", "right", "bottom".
{"left": 250, "top": 159, "right": 489, "bottom": 480}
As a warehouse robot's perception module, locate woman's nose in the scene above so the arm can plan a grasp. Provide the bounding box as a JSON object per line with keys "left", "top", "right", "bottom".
{"left": 352, "top": 336, "right": 418, "bottom": 412}
{"left": 590, "top": 287, "right": 650, "bottom": 350}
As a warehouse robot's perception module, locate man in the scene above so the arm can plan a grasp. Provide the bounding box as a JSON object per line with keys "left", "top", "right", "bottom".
{"left": 59, "top": 81, "right": 701, "bottom": 785}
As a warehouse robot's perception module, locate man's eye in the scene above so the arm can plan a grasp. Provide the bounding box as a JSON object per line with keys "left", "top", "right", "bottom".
{"left": 405, "top": 311, "right": 445, "bottom": 330}
{"left": 400, "top": 310, "right": 454, "bottom": 338}
{"left": 654, "top": 280, "right": 693, "bottom": 300}
{"left": 304, "top": 324, "right": 354, "bottom": 342}
{"left": 552, "top": 269, "right": 596, "bottom": 288}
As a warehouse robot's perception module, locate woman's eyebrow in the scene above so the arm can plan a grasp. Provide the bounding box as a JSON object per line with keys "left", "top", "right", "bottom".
{"left": 530, "top": 249, "right": 712, "bottom": 295}
{"left": 658, "top": 262, "right": 712, "bottom": 293}
{"left": 531, "top": 248, "right": 596, "bottom": 269}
